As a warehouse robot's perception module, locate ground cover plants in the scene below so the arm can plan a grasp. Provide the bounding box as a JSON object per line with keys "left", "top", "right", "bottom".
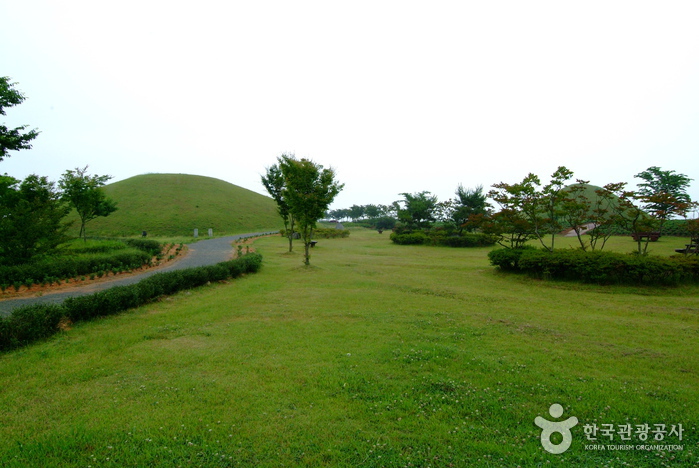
{"left": 0, "top": 238, "right": 167, "bottom": 292}
{"left": 0, "top": 229, "right": 697, "bottom": 466}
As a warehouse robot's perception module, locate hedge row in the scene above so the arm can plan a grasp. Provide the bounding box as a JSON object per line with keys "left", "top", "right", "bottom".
{"left": 0, "top": 250, "right": 153, "bottom": 288}
{"left": 279, "top": 228, "right": 350, "bottom": 239}
{"left": 0, "top": 253, "right": 263, "bottom": 352}
{"left": 488, "top": 247, "right": 699, "bottom": 285}
{"left": 390, "top": 231, "right": 498, "bottom": 247}
{"left": 313, "top": 228, "right": 350, "bottom": 239}
{"left": 123, "top": 238, "right": 163, "bottom": 256}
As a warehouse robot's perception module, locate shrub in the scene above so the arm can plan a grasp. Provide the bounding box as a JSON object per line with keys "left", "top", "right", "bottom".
{"left": 0, "top": 304, "right": 65, "bottom": 351}
{"left": 313, "top": 228, "right": 350, "bottom": 239}
{"left": 390, "top": 231, "right": 429, "bottom": 245}
{"left": 429, "top": 233, "right": 497, "bottom": 247}
{"left": 391, "top": 230, "right": 496, "bottom": 247}
{"left": 124, "top": 238, "right": 163, "bottom": 256}
{"left": 1, "top": 253, "right": 264, "bottom": 352}
{"left": 280, "top": 228, "right": 349, "bottom": 239}
{"left": 0, "top": 250, "right": 151, "bottom": 286}
{"left": 488, "top": 247, "right": 537, "bottom": 271}
{"left": 491, "top": 248, "right": 699, "bottom": 285}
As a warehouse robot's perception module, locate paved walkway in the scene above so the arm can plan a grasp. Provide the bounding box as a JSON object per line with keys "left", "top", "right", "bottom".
{"left": 0, "top": 232, "right": 276, "bottom": 316}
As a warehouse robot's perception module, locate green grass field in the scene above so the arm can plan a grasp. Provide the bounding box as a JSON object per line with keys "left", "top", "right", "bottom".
{"left": 0, "top": 230, "right": 697, "bottom": 467}
{"left": 65, "top": 174, "right": 283, "bottom": 238}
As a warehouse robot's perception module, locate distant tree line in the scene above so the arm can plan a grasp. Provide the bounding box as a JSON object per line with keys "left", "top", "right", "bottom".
{"left": 0, "top": 77, "right": 117, "bottom": 266}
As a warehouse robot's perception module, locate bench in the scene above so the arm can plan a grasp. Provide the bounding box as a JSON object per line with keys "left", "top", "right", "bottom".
{"left": 631, "top": 231, "right": 660, "bottom": 242}
{"left": 675, "top": 237, "right": 699, "bottom": 255}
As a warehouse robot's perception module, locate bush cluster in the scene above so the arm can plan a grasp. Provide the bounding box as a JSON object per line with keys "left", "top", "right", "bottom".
{"left": 0, "top": 253, "right": 263, "bottom": 351}
{"left": 0, "top": 239, "right": 165, "bottom": 289}
{"left": 0, "top": 250, "right": 152, "bottom": 289}
{"left": 123, "top": 238, "right": 163, "bottom": 256}
{"left": 279, "top": 228, "right": 350, "bottom": 239}
{"left": 488, "top": 248, "right": 699, "bottom": 285}
{"left": 390, "top": 231, "right": 429, "bottom": 245}
{"left": 390, "top": 231, "right": 497, "bottom": 247}
{"left": 312, "top": 228, "right": 350, "bottom": 239}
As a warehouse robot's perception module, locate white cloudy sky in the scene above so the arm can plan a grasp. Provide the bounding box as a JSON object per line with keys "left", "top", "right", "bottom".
{"left": 2, "top": 1, "right": 698, "bottom": 210}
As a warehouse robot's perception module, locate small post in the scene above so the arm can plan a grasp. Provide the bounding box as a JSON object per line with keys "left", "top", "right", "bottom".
{"left": 194, "top": 228, "right": 199, "bottom": 238}
{"left": 208, "top": 228, "right": 213, "bottom": 237}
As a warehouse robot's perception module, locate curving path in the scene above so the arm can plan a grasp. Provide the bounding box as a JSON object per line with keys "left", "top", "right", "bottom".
{"left": 0, "top": 232, "right": 276, "bottom": 317}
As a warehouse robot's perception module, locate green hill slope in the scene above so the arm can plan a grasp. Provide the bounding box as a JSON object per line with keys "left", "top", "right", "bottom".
{"left": 67, "top": 174, "right": 282, "bottom": 237}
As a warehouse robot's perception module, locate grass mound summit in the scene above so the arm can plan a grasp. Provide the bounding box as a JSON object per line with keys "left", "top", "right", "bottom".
{"left": 68, "top": 173, "right": 282, "bottom": 237}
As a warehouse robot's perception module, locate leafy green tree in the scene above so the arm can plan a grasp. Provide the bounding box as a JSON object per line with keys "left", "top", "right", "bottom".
{"left": 488, "top": 167, "right": 573, "bottom": 251}
{"left": 0, "top": 77, "right": 40, "bottom": 162}
{"left": 0, "top": 174, "right": 71, "bottom": 265}
{"left": 634, "top": 166, "right": 693, "bottom": 234}
{"left": 328, "top": 208, "right": 350, "bottom": 221}
{"left": 59, "top": 166, "right": 117, "bottom": 240}
{"left": 261, "top": 156, "right": 295, "bottom": 252}
{"left": 559, "top": 181, "right": 616, "bottom": 251}
{"left": 604, "top": 182, "right": 658, "bottom": 255}
{"left": 280, "top": 157, "right": 344, "bottom": 265}
{"left": 348, "top": 204, "right": 365, "bottom": 221}
{"left": 396, "top": 191, "right": 438, "bottom": 230}
{"left": 487, "top": 175, "right": 539, "bottom": 249}
{"left": 363, "top": 204, "right": 381, "bottom": 219}
{"left": 451, "top": 184, "right": 488, "bottom": 233}
{"left": 374, "top": 216, "right": 396, "bottom": 233}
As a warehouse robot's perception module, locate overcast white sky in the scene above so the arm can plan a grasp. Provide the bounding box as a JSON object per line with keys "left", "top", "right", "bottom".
{"left": 2, "top": 1, "right": 698, "bottom": 211}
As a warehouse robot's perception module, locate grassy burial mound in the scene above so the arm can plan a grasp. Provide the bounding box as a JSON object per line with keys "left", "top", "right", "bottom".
{"left": 66, "top": 174, "right": 282, "bottom": 237}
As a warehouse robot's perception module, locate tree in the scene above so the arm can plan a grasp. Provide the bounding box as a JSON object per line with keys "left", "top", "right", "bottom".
{"left": 261, "top": 155, "right": 295, "bottom": 252}
{"left": 559, "top": 181, "right": 618, "bottom": 251}
{"left": 280, "top": 157, "right": 344, "bottom": 265}
{"left": 487, "top": 175, "right": 539, "bottom": 249}
{"left": 634, "top": 166, "right": 693, "bottom": 234}
{"left": 605, "top": 182, "right": 658, "bottom": 255}
{"left": 488, "top": 167, "right": 573, "bottom": 251}
{"left": 348, "top": 204, "right": 365, "bottom": 221}
{"left": 0, "top": 77, "right": 40, "bottom": 162}
{"left": 396, "top": 191, "right": 438, "bottom": 230}
{"left": 328, "top": 208, "right": 351, "bottom": 221}
{"left": 363, "top": 204, "right": 381, "bottom": 219}
{"left": 451, "top": 184, "right": 488, "bottom": 233}
{"left": 373, "top": 216, "right": 396, "bottom": 233}
{"left": 0, "top": 174, "right": 71, "bottom": 265}
{"left": 59, "top": 166, "right": 117, "bottom": 240}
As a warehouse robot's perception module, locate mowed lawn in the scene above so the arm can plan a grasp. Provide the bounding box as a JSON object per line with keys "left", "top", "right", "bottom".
{"left": 0, "top": 229, "right": 697, "bottom": 467}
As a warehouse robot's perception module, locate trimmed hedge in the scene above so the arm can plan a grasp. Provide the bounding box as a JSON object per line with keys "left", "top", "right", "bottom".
{"left": 124, "top": 238, "right": 163, "bottom": 256}
{"left": 390, "top": 231, "right": 429, "bottom": 245}
{"left": 279, "top": 228, "right": 350, "bottom": 239}
{"left": 488, "top": 248, "right": 699, "bottom": 285}
{"left": 390, "top": 231, "right": 497, "bottom": 247}
{"left": 0, "top": 239, "right": 165, "bottom": 288}
{"left": 0, "top": 253, "right": 263, "bottom": 352}
{"left": 313, "top": 228, "right": 350, "bottom": 239}
{"left": 0, "top": 250, "right": 152, "bottom": 288}
{"left": 487, "top": 246, "right": 538, "bottom": 271}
